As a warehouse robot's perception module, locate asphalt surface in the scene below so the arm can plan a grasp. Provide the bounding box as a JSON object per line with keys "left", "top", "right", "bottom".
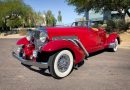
{"left": 0, "top": 39, "right": 130, "bottom": 90}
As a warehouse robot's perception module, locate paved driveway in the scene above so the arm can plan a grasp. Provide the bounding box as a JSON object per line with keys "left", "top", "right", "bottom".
{"left": 0, "top": 39, "right": 130, "bottom": 90}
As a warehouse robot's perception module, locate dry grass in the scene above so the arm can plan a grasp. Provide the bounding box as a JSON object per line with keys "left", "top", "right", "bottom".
{"left": 120, "top": 32, "right": 130, "bottom": 42}
{"left": 0, "top": 34, "right": 25, "bottom": 38}
{"left": 119, "top": 30, "right": 130, "bottom": 49}
{"left": 19, "top": 28, "right": 28, "bottom": 36}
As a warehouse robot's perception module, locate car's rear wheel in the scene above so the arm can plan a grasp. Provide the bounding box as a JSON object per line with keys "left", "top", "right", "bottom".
{"left": 48, "top": 50, "right": 74, "bottom": 79}
{"left": 111, "top": 39, "right": 118, "bottom": 52}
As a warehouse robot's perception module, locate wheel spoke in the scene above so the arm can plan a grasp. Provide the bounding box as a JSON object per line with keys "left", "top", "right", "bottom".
{"left": 57, "top": 54, "right": 70, "bottom": 72}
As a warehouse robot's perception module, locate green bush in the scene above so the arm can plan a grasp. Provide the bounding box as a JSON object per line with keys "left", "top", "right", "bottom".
{"left": 7, "top": 18, "right": 22, "bottom": 28}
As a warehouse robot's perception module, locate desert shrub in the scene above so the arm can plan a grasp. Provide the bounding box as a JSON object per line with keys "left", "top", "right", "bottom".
{"left": 125, "top": 23, "right": 130, "bottom": 30}
{"left": 91, "top": 24, "right": 98, "bottom": 28}
{"left": 104, "top": 19, "right": 129, "bottom": 33}
{"left": 100, "top": 23, "right": 107, "bottom": 28}
{"left": 19, "top": 28, "right": 28, "bottom": 36}
{"left": 114, "top": 19, "right": 129, "bottom": 32}
{"left": 105, "top": 20, "right": 115, "bottom": 33}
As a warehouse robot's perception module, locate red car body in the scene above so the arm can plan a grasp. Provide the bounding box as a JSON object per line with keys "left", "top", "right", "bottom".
{"left": 12, "top": 21, "right": 120, "bottom": 78}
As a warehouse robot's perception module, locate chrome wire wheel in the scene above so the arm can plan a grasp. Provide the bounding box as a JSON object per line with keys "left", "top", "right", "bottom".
{"left": 57, "top": 54, "right": 70, "bottom": 73}
{"left": 49, "top": 50, "right": 74, "bottom": 78}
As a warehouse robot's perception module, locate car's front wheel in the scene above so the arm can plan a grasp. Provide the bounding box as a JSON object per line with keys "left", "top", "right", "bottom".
{"left": 49, "top": 50, "right": 74, "bottom": 79}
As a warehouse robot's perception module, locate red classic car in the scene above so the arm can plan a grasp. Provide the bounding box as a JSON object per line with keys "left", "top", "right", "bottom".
{"left": 12, "top": 21, "right": 120, "bottom": 78}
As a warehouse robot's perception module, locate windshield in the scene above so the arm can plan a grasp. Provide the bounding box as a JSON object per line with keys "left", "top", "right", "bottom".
{"left": 35, "top": 26, "right": 46, "bottom": 31}
{"left": 71, "top": 21, "right": 90, "bottom": 27}
{"left": 71, "top": 21, "right": 100, "bottom": 28}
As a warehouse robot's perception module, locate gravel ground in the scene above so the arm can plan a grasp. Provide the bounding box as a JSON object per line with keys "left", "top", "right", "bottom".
{"left": 0, "top": 39, "right": 130, "bottom": 90}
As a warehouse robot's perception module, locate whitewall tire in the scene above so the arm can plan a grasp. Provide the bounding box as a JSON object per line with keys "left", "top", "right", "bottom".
{"left": 112, "top": 39, "right": 118, "bottom": 52}
{"left": 49, "top": 50, "right": 74, "bottom": 79}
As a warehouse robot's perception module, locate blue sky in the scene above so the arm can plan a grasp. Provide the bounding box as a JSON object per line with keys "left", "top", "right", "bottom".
{"left": 23, "top": 0, "right": 102, "bottom": 24}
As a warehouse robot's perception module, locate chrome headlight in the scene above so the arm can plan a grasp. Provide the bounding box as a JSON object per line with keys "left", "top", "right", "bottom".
{"left": 26, "top": 31, "right": 33, "bottom": 41}
{"left": 39, "top": 31, "right": 48, "bottom": 42}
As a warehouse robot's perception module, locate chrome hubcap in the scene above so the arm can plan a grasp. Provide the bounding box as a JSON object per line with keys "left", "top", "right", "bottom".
{"left": 57, "top": 54, "right": 70, "bottom": 72}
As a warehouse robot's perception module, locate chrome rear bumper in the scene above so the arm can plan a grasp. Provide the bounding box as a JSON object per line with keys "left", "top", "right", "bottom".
{"left": 108, "top": 43, "right": 116, "bottom": 48}
{"left": 12, "top": 52, "right": 48, "bottom": 69}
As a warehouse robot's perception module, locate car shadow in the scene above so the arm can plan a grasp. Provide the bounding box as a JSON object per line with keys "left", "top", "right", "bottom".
{"left": 88, "top": 49, "right": 106, "bottom": 58}
{"left": 21, "top": 63, "right": 51, "bottom": 77}
{"left": 21, "top": 49, "right": 108, "bottom": 77}
{"left": 77, "top": 49, "right": 107, "bottom": 68}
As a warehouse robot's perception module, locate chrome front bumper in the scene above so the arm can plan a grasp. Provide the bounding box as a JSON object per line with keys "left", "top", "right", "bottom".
{"left": 12, "top": 52, "right": 48, "bottom": 69}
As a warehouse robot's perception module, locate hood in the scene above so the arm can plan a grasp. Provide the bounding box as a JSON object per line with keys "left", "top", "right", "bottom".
{"left": 45, "top": 27, "right": 83, "bottom": 40}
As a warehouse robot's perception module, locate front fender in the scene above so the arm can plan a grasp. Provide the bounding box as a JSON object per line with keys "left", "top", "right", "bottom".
{"left": 16, "top": 37, "right": 29, "bottom": 45}
{"left": 42, "top": 40, "right": 85, "bottom": 64}
{"left": 107, "top": 32, "right": 120, "bottom": 44}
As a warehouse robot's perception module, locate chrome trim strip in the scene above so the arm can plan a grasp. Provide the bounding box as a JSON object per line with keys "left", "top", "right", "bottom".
{"left": 67, "top": 39, "right": 89, "bottom": 57}
{"left": 12, "top": 52, "right": 48, "bottom": 69}
{"left": 68, "top": 39, "right": 78, "bottom": 46}
{"left": 52, "top": 36, "right": 89, "bottom": 56}
{"left": 52, "top": 36, "right": 78, "bottom": 40}
{"left": 73, "top": 39, "right": 89, "bottom": 56}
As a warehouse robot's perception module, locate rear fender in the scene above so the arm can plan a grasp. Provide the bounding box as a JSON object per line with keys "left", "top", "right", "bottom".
{"left": 107, "top": 32, "right": 120, "bottom": 44}
{"left": 42, "top": 40, "right": 85, "bottom": 64}
{"left": 16, "top": 37, "right": 29, "bottom": 45}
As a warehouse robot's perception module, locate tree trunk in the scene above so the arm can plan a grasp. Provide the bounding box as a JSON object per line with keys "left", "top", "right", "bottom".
{"left": 121, "top": 14, "right": 126, "bottom": 23}
{"left": 125, "top": 9, "right": 130, "bottom": 17}
{"left": 3, "top": 18, "right": 7, "bottom": 31}
{"left": 85, "top": 9, "right": 89, "bottom": 20}
{"left": 117, "top": 9, "right": 126, "bottom": 23}
{"left": 103, "top": 9, "right": 111, "bottom": 21}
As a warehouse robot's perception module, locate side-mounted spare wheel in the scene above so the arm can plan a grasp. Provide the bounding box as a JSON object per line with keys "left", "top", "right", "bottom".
{"left": 48, "top": 50, "right": 74, "bottom": 79}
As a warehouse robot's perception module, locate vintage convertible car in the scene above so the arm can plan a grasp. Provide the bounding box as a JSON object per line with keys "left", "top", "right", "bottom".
{"left": 12, "top": 21, "right": 120, "bottom": 78}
